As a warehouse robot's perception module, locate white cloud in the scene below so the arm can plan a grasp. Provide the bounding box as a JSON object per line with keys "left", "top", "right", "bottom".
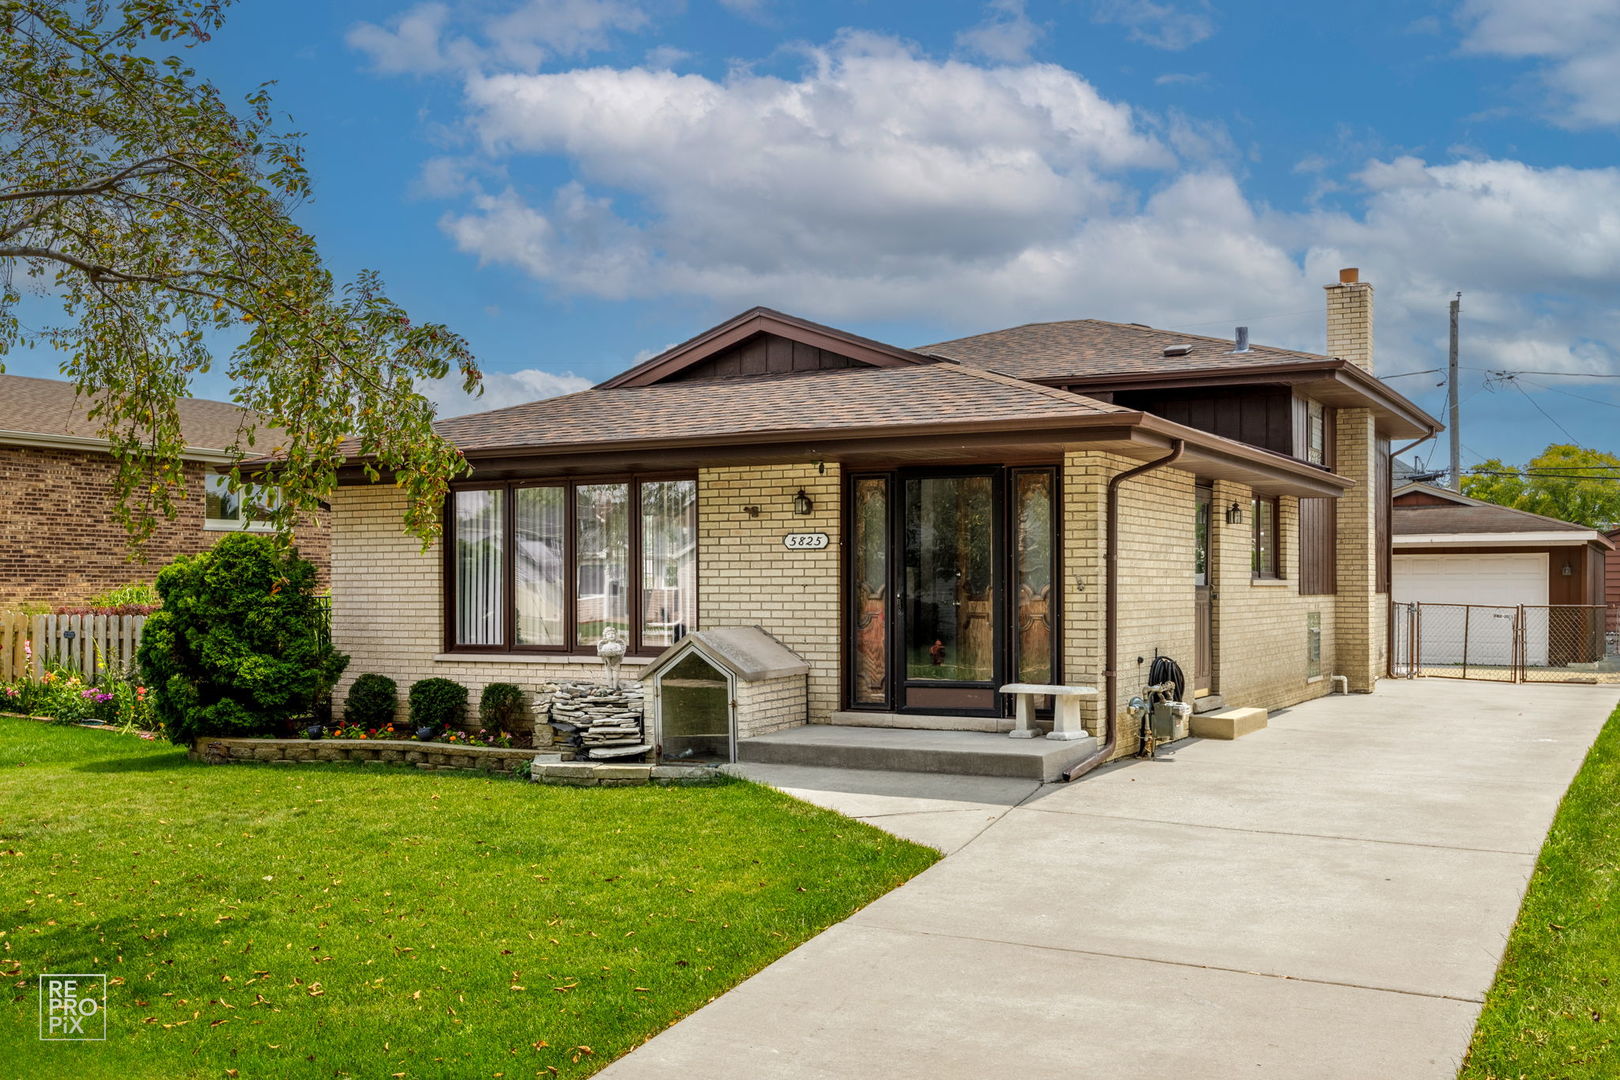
{"left": 1091, "top": 0, "right": 1215, "bottom": 51}
{"left": 425, "top": 367, "right": 593, "bottom": 418}
{"left": 1458, "top": 0, "right": 1620, "bottom": 127}
{"left": 447, "top": 31, "right": 1173, "bottom": 315}
{"left": 353, "top": 16, "right": 1620, "bottom": 408}
{"left": 348, "top": 0, "right": 648, "bottom": 75}
{"left": 347, "top": 3, "right": 466, "bottom": 74}
{"left": 957, "top": 0, "right": 1043, "bottom": 64}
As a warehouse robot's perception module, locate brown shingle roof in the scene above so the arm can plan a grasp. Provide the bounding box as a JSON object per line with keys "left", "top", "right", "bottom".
{"left": 433, "top": 361, "right": 1132, "bottom": 454}
{"left": 0, "top": 373, "right": 252, "bottom": 452}
{"left": 922, "top": 318, "right": 1327, "bottom": 382}
{"left": 1393, "top": 501, "right": 1594, "bottom": 536}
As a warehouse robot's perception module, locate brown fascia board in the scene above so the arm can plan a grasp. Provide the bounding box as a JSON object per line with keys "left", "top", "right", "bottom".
{"left": 595, "top": 307, "right": 938, "bottom": 389}
{"left": 1039, "top": 359, "right": 1442, "bottom": 438}
{"left": 337, "top": 410, "right": 1353, "bottom": 498}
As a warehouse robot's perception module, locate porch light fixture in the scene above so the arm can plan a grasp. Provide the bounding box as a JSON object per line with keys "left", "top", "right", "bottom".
{"left": 1224, "top": 501, "right": 1244, "bottom": 526}
{"left": 1562, "top": 562, "right": 1573, "bottom": 576}
{"left": 792, "top": 489, "right": 814, "bottom": 516}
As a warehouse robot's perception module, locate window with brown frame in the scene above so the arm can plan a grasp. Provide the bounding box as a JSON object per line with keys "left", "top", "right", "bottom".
{"left": 446, "top": 476, "right": 697, "bottom": 655}
{"left": 1251, "top": 495, "right": 1281, "bottom": 579}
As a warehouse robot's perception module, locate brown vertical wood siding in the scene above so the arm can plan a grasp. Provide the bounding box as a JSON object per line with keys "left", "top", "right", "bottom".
{"left": 1114, "top": 387, "right": 1295, "bottom": 456}
{"left": 1298, "top": 498, "right": 1338, "bottom": 594}
{"left": 666, "top": 332, "right": 861, "bottom": 381}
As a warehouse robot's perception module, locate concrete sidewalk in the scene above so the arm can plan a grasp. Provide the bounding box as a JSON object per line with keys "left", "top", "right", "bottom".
{"left": 599, "top": 679, "right": 1619, "bottom": 1080}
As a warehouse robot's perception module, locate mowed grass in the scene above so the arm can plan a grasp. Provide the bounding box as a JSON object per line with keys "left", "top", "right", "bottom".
{"left": 0, "top": 718, "right": 938, "bottom": 1079}
{"left": 1461, "top": 702, "right": 1620, "bottom": 1080}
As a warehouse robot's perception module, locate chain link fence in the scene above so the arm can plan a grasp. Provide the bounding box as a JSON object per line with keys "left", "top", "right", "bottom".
{"left": 1391, "top": 602, "right": 1620, "bottom": 685}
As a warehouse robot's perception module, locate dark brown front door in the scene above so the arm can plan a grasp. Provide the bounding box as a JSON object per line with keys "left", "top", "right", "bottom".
{"left": 1194, "top": 481, "right": 1214, "bottom": 694}
{"left": 846, "top": 467, "right": 1057, "bottom": 717}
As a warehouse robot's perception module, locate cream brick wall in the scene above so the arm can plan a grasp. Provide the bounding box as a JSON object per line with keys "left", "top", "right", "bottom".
{"left": 1333, "top": 408, "right": 1386, "bottom": 691}
{"left": 696, "top": 462, "right": 842, "bottom": 723}
{"left": 735, "top": 675, "right": 810, "bottom": 738}
{"left": 1063, "top": 452, "right": 1343, "bottom": 760}
{"left": 330, "top": 484, "right": 638, "bottom": 719}
{"left": 1063, "top": 451, "right": 1197, "bottom": 758}
{"left": 1210, "top": 481, "right": 1337, "bottom": 712}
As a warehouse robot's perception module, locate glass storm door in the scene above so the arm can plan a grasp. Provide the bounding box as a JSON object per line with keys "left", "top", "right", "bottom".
{"left": 900, "top": 471, "right": 1001, "bottom": 713}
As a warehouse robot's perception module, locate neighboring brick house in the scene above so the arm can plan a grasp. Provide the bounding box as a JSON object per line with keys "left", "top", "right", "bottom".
{"left": 329, "top": 268, "right": 1439, "bottom": 771}
{"left": 0, "top": 374, "right": 330, "bottom": 608}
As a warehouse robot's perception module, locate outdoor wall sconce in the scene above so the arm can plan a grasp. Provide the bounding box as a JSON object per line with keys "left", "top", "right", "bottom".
{"left": 742, "top": 505, "right": 761, "bottom": 518}
{"left": 1562, "top": 563, "right": 1573, "bottom": 576}
{"left": 1224, "top": 502, "right": 1244, "bottom": 526}
{"left": 793, "top": 489, "right": 814, "bottom": 516}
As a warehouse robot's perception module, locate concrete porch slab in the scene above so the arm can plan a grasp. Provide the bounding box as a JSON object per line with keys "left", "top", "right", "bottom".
{"left": 736, "top": 724, "right": 1097, "bottom": 781}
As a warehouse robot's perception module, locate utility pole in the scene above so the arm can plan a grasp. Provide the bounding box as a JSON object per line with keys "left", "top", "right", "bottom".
{"left": 1448, "top": 292, "right": 1461, "bottom": 491}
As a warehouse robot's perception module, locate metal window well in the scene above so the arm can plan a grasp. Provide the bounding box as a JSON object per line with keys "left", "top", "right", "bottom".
{"left": 642, "top": 627, "right": 810, "bottom": 764}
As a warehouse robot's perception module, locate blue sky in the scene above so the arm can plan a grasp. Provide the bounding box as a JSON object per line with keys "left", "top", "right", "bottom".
{"left": 12, "top": 0, "right": 1620, "bottom": 470}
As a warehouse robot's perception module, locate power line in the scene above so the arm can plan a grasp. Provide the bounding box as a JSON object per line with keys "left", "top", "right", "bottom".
{"left": 1506, "top": 378, "right": 1584, "bottom": 446}
{"left": 1489, "top": 368, "right": 1620, "bottom": 379}
{"left": 1519, "top": 376, "right": 1620, "bottom": 411}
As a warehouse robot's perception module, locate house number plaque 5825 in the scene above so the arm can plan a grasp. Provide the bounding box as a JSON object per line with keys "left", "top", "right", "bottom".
{"left": 782, "top": 532, "right": 830, "bottom": 550}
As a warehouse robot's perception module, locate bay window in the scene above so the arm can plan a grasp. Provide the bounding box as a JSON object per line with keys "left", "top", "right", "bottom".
{"left": 448, "top": 476, "right": 696, "bottom": 655}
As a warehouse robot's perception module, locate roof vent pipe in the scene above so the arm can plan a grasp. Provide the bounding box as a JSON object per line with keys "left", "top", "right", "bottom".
{"left": 1234, "top": 326, "right": 1250, "bottom": 353}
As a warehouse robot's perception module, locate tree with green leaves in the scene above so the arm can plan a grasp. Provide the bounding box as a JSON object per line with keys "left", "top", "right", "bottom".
{"left": 1462, "top": 444, "right": 1620, "bottom": 528}
{"left": 1, "top": 0, "right": 480, "bottom": 549}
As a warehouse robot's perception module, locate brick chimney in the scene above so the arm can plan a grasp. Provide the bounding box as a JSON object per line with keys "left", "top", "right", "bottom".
{"left": 1324, "top": 266, "right": 1374, "bottom": 373}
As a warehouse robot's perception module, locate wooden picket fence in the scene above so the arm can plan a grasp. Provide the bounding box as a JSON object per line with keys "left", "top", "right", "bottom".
{"left": 0, "top": 611, "right": 147, "bottom": 684}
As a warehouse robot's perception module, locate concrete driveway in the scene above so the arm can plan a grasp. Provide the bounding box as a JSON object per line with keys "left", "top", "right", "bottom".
{"left": 599, "top": 679, "right": 1618, "bottom": 1080}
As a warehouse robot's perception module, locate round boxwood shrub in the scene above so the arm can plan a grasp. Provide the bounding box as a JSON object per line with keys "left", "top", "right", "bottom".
{"left": 137, "top": 532, "right": 349, "bottom": 746}
{"left": 345, "top": 673, "right": 398, "bottom": 729}
{"left": 409, "top": 677, "right": 468, "bottom": 731}
{"left": 479, "top": 683, "right": 528, "bottom": 731}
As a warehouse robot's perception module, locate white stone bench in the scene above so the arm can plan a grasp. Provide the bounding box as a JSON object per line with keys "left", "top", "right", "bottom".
{"left": 1000, "top": 683, "right": 1099, "bottom": 742}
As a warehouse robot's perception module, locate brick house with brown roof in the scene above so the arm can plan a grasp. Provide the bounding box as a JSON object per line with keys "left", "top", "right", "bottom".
{"left": 0, "top": 374, "right": 329, "bottom": 608}
{"left": 330, "top": 268, "right": 1439, "bottom": 777}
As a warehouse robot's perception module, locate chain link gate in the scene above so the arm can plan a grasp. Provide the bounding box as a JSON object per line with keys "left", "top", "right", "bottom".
{"left": 1391, "top": 601, "right": 1620, "bottom": 684}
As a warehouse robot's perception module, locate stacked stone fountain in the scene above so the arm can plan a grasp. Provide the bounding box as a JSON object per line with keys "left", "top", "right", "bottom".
{"left": 541, "top": 681, "right": 649, "bottom": 761}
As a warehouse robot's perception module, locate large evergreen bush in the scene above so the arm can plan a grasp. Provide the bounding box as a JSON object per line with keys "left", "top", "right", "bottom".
{"left": 137, "top": 533, "right": 348, "bottom": 745}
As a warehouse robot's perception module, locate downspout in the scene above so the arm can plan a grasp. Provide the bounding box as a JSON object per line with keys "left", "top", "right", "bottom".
{"left": 1064, "top": 439, "right": 1186, "bottom": 783}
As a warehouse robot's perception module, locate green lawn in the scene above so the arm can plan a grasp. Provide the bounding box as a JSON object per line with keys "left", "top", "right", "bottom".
{"left": 1461, "top": 702, "right": 1620, "bottom": 1080}
{"left": 0, "top": 718, "right": 938, "bottom": 1079}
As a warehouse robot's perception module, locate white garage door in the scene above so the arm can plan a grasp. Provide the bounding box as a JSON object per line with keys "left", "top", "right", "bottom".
{"left": 1393, "top": 552, "right": 1550, "bottom": 667}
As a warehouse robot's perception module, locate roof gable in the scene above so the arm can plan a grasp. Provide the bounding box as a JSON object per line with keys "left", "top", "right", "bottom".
{"left": 596, "top": 307, "right": 938, "bottom": 388}
{"left": 1392, "top": 482, "right": 1480, "bottom": 507}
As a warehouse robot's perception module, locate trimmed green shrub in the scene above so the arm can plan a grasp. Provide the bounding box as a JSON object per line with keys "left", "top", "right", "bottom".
{"left": 344, "top": 674, "right": 398, "bottom": 728}
{"left": 137, "top": 533, "right": 348, "bottom": 745}
{"left": 478, "top": 683, "right": 528, "bottom": 731}
{"left": 409, "top": 677, "right": 468, "bottom": 730}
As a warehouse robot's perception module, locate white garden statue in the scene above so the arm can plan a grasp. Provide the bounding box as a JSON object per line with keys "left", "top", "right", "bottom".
{"left": 596, "top": 626, "right": 627, "bottom": 689}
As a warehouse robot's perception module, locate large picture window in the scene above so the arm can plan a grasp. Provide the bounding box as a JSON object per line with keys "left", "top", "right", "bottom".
{"left": 449, "top": 477, "right": 696, "bottom": 655}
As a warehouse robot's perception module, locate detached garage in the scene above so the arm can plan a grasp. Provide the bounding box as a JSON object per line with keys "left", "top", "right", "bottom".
{"left": 1392, "top": 483, "right": 1612, "bottom": 669}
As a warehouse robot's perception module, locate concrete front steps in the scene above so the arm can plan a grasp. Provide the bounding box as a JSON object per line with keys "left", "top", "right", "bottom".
{"left": 736, "top": 725, "right": 1098, "bottom": 782}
